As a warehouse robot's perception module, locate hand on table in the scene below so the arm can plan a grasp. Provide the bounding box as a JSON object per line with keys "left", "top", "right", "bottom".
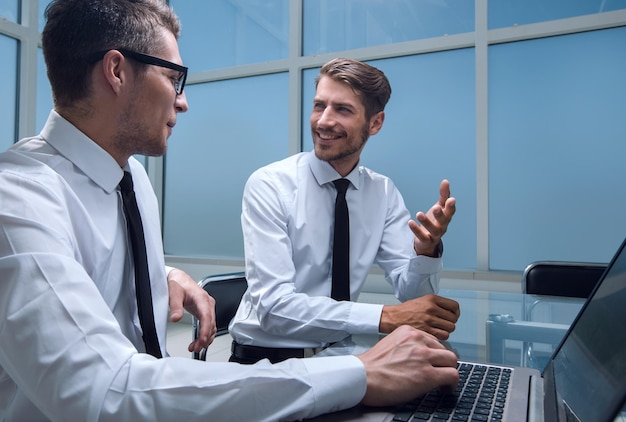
{"left": 380, "top": 294, "right": 460, "bottom": 340}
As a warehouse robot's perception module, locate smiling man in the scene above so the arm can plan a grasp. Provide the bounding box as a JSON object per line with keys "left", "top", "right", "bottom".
{"left": 229, "top": 57, "right": 460, "bottom": 364}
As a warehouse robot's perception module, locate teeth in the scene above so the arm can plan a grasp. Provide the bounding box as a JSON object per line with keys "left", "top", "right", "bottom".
{"left": 319, "top": 133, "right": 339, "bottom": 140}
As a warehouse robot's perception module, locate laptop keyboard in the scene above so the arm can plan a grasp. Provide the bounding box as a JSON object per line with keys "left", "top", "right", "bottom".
{"left": 392, "top": 362, "right": 511, "bottom": 421}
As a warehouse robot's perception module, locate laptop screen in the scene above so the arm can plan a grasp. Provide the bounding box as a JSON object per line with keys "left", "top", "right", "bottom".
{"left": 551, "top": 238, "right": 626, "bottom": 421}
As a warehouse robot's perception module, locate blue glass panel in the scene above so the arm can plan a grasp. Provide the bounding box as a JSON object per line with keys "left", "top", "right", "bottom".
{"left": 489, "top": 27, "right": 626, "bottom": 271}
{"left": 0, "top": 0, "right": 18, "bottom": 23}
{"left": 303, "top": 0, "right": 474, "bottom": 55}
{"left": 303, "top": 50, "right": 477, "bottom": 270}
{"left": 163, "top": 73, "right": 289, "bottom": 258}
{"left": 39, "top": 0, "right": 53, "bottom": 32}
{"left": 0, "top": 35, "right": 17, "bottom": 151}
{"left": 489, "top": 0, "right": 626, "bottom": 29}
{"left": 171, "top": 0, "right": 289, "bottom": 71}
{"left": 36, "top": 48, "right": 53, "bottom": 134}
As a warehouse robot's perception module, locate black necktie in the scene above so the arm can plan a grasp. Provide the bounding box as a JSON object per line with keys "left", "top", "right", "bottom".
{"left": 332, "top": 179, "right": 351, "bottom": 301}
{"left": 119, "top": 171, "right": 162, "bottom": 358}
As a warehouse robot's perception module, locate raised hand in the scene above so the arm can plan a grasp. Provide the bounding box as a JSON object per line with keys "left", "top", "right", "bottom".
{"left": 408, "top": 179, "right": 456, "bottom": 257}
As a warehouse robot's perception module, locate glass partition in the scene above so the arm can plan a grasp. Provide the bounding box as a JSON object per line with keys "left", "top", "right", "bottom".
{"left": 36, "top": 48, "right": 53, "bottom": 134}
{"left": 163, "top": 73, "right": 289, "bottom": 257}
{"left": 303, "top": 0, "right": 474, "bottom": 55}
{"left": 488, "top": 27, "right": 626, "bottom": 270}
{"left": 170, "top": 0, "right": 289, "bottom": 71}
{"left": 489, "top": 0, "right": 626, "bottom": 29}
{"left": 39, "top": 0, "right": 53, "bottom": 32}
{"left": 0, "top": 35, "right": 17, "bottom": 150}
{"left": 0, "top": 0, "right": 19, "bottom": 24}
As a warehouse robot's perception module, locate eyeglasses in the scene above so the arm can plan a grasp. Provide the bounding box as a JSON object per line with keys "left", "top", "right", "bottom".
{"left": 91, "top": 49, "right": 188, "bottom": 95}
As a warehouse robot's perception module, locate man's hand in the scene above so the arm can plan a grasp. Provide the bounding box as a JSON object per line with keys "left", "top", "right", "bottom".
{"left": 409, "top": 179, "right": 456, "bottom": 257}
{"left": 167, "top": 268, "right": 217, "bottom": 353}
{"left": 357, "top": 325, "right": 459, "bottom": 407}
{"left": 379, "top": 295, "right": 460, "bottom": 340}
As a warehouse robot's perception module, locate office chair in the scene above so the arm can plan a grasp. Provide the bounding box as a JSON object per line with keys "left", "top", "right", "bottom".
{"left": 522, "top": 261, "right": 607, "bottom": 298}
{"left": 487, "top": 261, "right": 607, "bottom": 369}
{"left": 191, "top": 272, "right": 248, "bottom": 360}
{"left": 521, "top": 261, "right": 607, "bottom": 369}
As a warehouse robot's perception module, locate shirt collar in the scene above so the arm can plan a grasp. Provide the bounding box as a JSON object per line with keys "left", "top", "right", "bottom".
{"left": 305, "top": 150, "right": 361, "bottom": 189}
{"left": 40, "top": 110, "right": 124, "bottom": 194}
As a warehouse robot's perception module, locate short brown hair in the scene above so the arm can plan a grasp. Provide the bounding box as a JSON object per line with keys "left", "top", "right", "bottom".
{"left": 42, "top": 0, "right": 181, "bottom": 108}
{"left": 315, "top": 58, "right": 392, "bottom": 120}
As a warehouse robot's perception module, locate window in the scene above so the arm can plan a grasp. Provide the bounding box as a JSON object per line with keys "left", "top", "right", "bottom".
{"left": 163, "top": 73, "right": 289, "bottom": 257}
{"left": 171, "top": 0, "right": 289, "bottom": 71}
{"left": 303, "top": 0, "right": 474, "bottom": 55}
{"left": 0, "top": 35, "right": 17, "bottom": 150}
{"left": 489, "top": 0, "right": 626, "bottom": 29}
{"left": 488, "top": 27, "right": 626, "bottom": 270}
{"left": 0, "top": 0, "right": 19, "bottom": 24}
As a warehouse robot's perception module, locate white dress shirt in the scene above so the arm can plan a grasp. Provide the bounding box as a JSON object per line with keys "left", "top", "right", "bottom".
{"left": 0, "top": 111, "right": 365, "bottom": 421}
{"left": 230, "top": 151, "right": 442, "bottom": 348}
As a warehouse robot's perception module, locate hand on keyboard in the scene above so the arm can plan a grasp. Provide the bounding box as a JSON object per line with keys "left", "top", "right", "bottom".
{"left": 357, "top": 325, "right": 459, "bottom": 407}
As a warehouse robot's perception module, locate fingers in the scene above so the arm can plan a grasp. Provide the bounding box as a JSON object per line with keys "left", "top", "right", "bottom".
{"left": 410, "top": 180, "right": 456, "bottom": 256}
{"left": 415, "top": 197, "right": 456, "bottom": 235}
{"left": 423, "top": 321, "right": 455, "bottom": 341}
{"left": 166, "top": 268, "right": 218, "bottom": 352}
{"left": 188, "top": 307, "right": 217, "bottom": 353}
{"left": 358, "top": 326, "right": 459, "bottom": 407}
{"left": 167, "top": 278, "right": 185, "bottom": 322}
{"left": 439, "top": 179, "right": 451, "bottom": 207}
{"left": 424, "top": 297, "right": 460, "bottom": 340}
{"left": 427, "top": 365, "right": 461, "bottom": 396}
{"left": 188, "top": 328, "right": 216, "bottom": 353}
{"left": 433, "top": 179, "right": 455, "bottom": 215}
{"left": 433, "top": 295, "right": 461, "bottom": 320}
{"left": 409, "top": 220, "right": 441, "bottom": 257}
{"left": 380, "top": 295, "right": 460, "bottom": 339}
{"left": 187, "top": 294, "right": 217, "bottom": 352}
{"left": 432, "top": 179, "right": 456, "bottom": 215}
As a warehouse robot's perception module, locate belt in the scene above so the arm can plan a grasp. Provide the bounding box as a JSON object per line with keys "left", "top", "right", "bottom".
{"left": 231, "top": 341, "right": 324, "bottom": 363}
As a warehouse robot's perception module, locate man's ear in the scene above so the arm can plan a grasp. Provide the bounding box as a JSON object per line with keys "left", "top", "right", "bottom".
{"left": 99, "top": 50, "right": 126, "bottom": 95}
{"left": 368, "top": 111, "right": 385, "bottom": 136}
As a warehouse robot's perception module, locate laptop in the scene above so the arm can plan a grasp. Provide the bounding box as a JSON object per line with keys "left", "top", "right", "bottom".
{"left": 314, "top": 237, "right": 626, "bottom": 422}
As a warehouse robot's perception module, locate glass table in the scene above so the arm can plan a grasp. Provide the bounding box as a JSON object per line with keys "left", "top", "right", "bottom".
{"left": 313, "top": 289, "right": 626, "bottom": 421}
{"left": 318, "top": 289, "right": 586, "bottom": 371}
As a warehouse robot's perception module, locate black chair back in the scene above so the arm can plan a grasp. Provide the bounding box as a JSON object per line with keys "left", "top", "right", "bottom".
{"left": 522, "top": 261, "right": 607, "bottom": 298}
{"left": 192, "top": 272, "right": 247, "bottom": 360}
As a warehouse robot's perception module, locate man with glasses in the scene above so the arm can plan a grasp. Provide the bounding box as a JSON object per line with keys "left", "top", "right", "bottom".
{"left": 0, "top": 1, "right": 458, "bottom": 421}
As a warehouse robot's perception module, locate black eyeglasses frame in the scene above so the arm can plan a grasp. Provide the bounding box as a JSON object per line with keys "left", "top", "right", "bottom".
{"left": 91, "top": 49, "right": 188, "bottom": 95}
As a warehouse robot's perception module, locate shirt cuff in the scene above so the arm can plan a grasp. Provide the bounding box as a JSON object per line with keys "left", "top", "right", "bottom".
{"left": 408, "top": 253, "right": 443, "bottom": 274}
{"left": 302, "top": 355, "right": 366, "bottom": 416}
{"left": 348, "top": 302, "right": 384, "bottom": 334}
